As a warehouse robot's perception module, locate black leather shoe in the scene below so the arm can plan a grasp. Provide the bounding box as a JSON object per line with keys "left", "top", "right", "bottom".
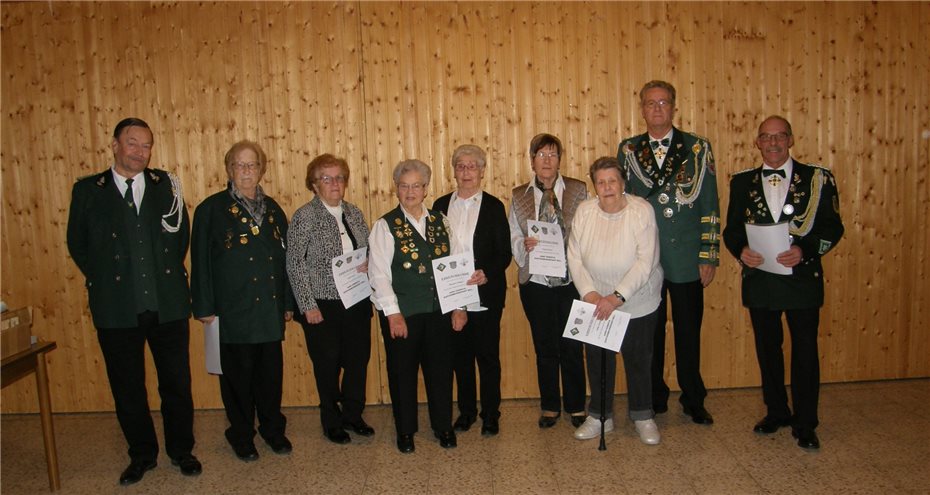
{"left": 267, "top": 435, "right": 293, "bottom": 454}
{"left": 232, "top": 442, "right": 259, "bottom": 462}
{"left": 171, "top": 454, "right": 202, "bottom": 476}
{"left": 538, "top": 413, "right": 560, "bottom": 428}
{"left": 792, "top": 428, "right": 820, "bottom": 450}
{"left": 481, "top": 418, "right": 499, "bottom": 436}
{"left": 396, "top": 433, "right": 415, "bottom": 453}
{"left": 653, "top": 403, "right": 668, "bottom": 414}
{"left": 119, "top": 459, "right": 156, "bottom": 485}
{"left": 344, "top": 419, "right": 375, "bottom": 437}
{"left": 753, "top": 417, "right": 791, "bottom": 434}
{"left": 453, "top": 414, "right": 477, "bottom": 432}
{"left": 434, "top": 430, "right": 457, "bottom": 449}
{"left": 570, "top": 414, "right": 588, "bottom": 428}
{"left": 683, "top": 405, "right": 714, "bottom": 425}
{"left": 325, "top": 427, "right": 351, "bottom": 445}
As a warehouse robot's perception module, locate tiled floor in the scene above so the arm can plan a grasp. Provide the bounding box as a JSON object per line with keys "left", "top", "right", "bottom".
{"left": 2, "top": 379, "right": 929, "bottom": 494}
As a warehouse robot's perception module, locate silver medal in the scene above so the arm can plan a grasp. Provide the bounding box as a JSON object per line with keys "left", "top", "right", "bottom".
{"left": 663, "top": 207, "right": 674, "bottom": 218}
{"left": 782, "top": 204, "right": 795, "bottom": 215}
{"left": 658, "top": 193, "right": 669, "bottom": 205}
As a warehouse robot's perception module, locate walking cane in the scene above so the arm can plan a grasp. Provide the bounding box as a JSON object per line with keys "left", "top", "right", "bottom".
{"left": 598, "top": 346, "right": 607, "bottom": 451}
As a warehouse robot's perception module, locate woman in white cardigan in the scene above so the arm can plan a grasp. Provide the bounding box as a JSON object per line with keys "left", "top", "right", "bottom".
{"left": 567, "top": 156, "right": 664, "bottom": 445}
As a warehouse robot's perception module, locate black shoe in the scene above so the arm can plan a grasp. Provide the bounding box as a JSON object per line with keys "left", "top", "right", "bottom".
{"left": 792, "top": 428, "right": 820, "bottom": 450}
{"left": 453, "top": 414, "right": 477, "bottom": 432}
{"left": 344, "top": 419, "right": 375, "bottom": 437}
{"left": 538, "top": 413, "right": 560, "bottom": 428}
{"left": 481, "top": 418, "right": 499, "bottom": 436}
{"left": 170, "top": 454, "right": 202, "bottom": 476}
{"left": 232, "top": 442, "right": 259, "bottom": 462}
{"left": 325, "top": 427, "right": 351, "bottom": 444}
{"left": 653, "top": 403, "right": 668, "bottom": 414}
{"left": 396, "top": 433, "right": 415, "bottom": 453}
{"left": 570, "top": 414, "right": 588, "bottom": 428}
{"left": 683, "top": 405, "right": 714, "bottom": 425}
{"left": 119, "top": 459, "right": 156, "bottom": 485}
{"left": 753, "top": 417, "right": 791, "bottom": 434}
{"left": 266, "top": 435, "right": 293, "bottom": 454}
{"left": 434, "top": 430, "right": 457, "bottom": 449}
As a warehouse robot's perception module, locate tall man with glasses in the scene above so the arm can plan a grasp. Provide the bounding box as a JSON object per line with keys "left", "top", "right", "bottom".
{"left": 67, "top": 118, "right": 201, "bottom": 485}
{"left": 723, "top": 115, "right": 844, "bottom": 450}
{"left": 618, "top": 80, "right": 720, "bottom": 425}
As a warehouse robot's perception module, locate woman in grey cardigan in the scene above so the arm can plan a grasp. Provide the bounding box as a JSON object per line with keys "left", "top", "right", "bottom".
{"left": 286, "top": 153, "right": 374, "bottom": 445}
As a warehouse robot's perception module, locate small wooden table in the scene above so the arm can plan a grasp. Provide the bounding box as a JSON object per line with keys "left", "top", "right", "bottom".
{"left": 1, "top": 341, "right": 60, "bottom": 491}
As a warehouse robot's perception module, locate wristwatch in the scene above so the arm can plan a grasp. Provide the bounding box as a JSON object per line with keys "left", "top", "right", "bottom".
{"left": 612, "top": 290, "right": 626, "bottom": 303}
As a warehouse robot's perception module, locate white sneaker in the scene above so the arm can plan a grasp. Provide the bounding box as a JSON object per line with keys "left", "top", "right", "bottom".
{"left": 634, "top": 419, "right": 661, "bottom": 445}
{"left": 573, "top": 416, "right": 613, "bottom": 440}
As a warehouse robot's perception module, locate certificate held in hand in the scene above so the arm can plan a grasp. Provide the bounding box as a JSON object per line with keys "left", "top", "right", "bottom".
{"left": 332, "top": 247, "right": 372, "bottom": 309}
{"left": 431, "top": 254, "right": 481, "bottom": 314}
{"left": 562, "top": 299, "right": 631, "bottom": 352}
{"left": 526, "top": 219, "right": 567, "bottom": 278}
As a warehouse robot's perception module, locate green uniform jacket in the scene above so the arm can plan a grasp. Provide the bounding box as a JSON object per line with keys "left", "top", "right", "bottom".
{"left": 191, "top": 189, "right": 293, "bottom": 344}
{"left": 618, "top": 128, "right": 720, "bottom": 283}
{"left": 66, "top": 168, "right": 192, "bottom": 329}
{"left": 723, "top": 161, "right": 844, "bottom": 310}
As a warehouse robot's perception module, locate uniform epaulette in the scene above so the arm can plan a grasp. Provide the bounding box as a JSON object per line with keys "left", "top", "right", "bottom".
{"left": 731, "top": 167, "right": 757, "bottom": 176}
{"left": 809, "top": 163, "right": 834, "bottom": 174}
{"left": 683, "top": 130, "right": 711, "bottom": 143}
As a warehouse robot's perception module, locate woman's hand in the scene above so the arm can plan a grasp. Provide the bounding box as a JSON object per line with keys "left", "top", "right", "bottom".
{"left": 524, "top": 237, "right": 539, "bottom": 253}
{"left": 452, "top": 309, "right": 468, "bottom": 331}
{"left": 197, "top": 315, "right": 216, "bottom": 324}
{"left": 356, "top": 260, "right": 369, "bottom": 273}
{"left": 304, "top": 309, "right": 323, "bottom": 324}
{"left": 388, "top": 313, "right": 408, "bottom": 339}
{"left": 594, "top": 294, "right": 622, "bottom": 320}
{"left": 284, "top": 311, "right": 293, "bottom": 322}
{"left": 467, "top": 269, "right": 487, "bottom": 286}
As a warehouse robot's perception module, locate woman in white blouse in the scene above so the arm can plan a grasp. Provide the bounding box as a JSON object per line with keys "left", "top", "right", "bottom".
{"left": 567, "top": 156, "right": 664, "bottom": 445}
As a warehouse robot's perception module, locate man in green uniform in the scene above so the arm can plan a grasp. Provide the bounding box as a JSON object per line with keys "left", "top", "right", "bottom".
{"left": 723, "top": 115, "right": 844, "bottom": 450}
{"left": 67, "top": 118, "right": 201, "bottom": 485}
{"left": 618, "top": 81, "right": 720, "bottom": 424}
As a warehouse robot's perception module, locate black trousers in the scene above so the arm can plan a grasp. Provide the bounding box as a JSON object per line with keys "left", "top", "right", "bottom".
{"left": 218, "top": 341, "right": 286, "bottom": 446}
{"left": 519, "top": 282, "right": 586, "bottom": 414}
{"left": 96, "top": 312, "right": 194, "bottom": 462}
{"left": 749, "top": 307, "right": 821, "bottom": 432}
{"left": 378, "top": 310, "right": 454, "bottom": 436}
{"left": 452, "top": 306, "right": 503, "bottom": 421}
{"left": 651, "top": 279, "right": 708, "bottom": 409}
{"left": 298, "top": 299, "right": 372, "bottom": 431}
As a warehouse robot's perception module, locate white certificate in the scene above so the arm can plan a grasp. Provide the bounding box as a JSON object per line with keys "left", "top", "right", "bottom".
{"left": 204, "top": 317, "right": 222, "bottom": 375}
{"left": 431, "top": 254, "right": 481, "bottom": 314}
{"left": 561, "top": 299, "right": 631, "bottom": 352}
{"left": 332, "top": 247, "right": 372, "bottom": 309}
{"left": 745, "top": 222, "right": 792, "bottom": 275}
{"left": 526, "top": 220, "right": 567, "bottom": 278}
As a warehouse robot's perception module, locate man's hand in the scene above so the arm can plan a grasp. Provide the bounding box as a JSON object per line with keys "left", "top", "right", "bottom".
{"left": 197, "top": 315, "right": 216, "bottom": 324}
{"left": 740, "top": 247, "right": 764, "bottom": 268}
{"left": 776, "top": 245, "right": 803, "bottom": 268}
{"left": 699, "top": 264, "right": 716, "bottom": 288}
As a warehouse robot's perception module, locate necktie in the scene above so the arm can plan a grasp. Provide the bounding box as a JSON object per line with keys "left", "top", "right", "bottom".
{"left": 762, "top": 169, "right": 786, "bottom": 178}
{"left": 341, "top": 213, "right": 358, "bottom": 250}
{"left": 650, "top": 138, "right": 670, "bottom": 149}
{"left": 124, "top": 178, "right": 137, "bottom": 215}
{"left": 535, "top": 177, "right": 568, "bottom": 287}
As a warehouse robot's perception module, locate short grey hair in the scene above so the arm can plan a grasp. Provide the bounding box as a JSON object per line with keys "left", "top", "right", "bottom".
{"left": 451, "top": 144, "right": 487, "bottom": 169}
{"left": 393, "top": 159, "right": 432, "bottom": 185}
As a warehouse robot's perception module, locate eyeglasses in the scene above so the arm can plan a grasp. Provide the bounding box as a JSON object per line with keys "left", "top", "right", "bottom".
{"left": 319, "top": 175, "right": 347, "bottom": 185}
{"left": 397, "top": 183, "right": 425, "bottom": 192}
{"left": 233, "top": 162, "right": 260, "bottom": 171}
{"left": 642, "top": 100, "right": 672, "bottom": 110}
{"left": 534, "top": 151, "right": 560, "bottom": 159}
{"left": 454, "top": 162, "right": 480, "bottom": 172}
{"left": 757, "top": 133, "right": 790, "bottom": 143}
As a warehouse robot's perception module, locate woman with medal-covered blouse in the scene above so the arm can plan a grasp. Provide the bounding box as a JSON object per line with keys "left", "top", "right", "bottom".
{"left": 286, "top": 153, "right": 375, "bottom": 445}
{"left": 368, "top": 159, "right": 471, "bottom": 454}
{"left": 191, "top": 140, "right": 294, "bottom": 462}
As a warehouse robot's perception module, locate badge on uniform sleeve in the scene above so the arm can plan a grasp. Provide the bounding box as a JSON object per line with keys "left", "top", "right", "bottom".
{"left": 818, "top": 239, "right": 832, "bottom": 255}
